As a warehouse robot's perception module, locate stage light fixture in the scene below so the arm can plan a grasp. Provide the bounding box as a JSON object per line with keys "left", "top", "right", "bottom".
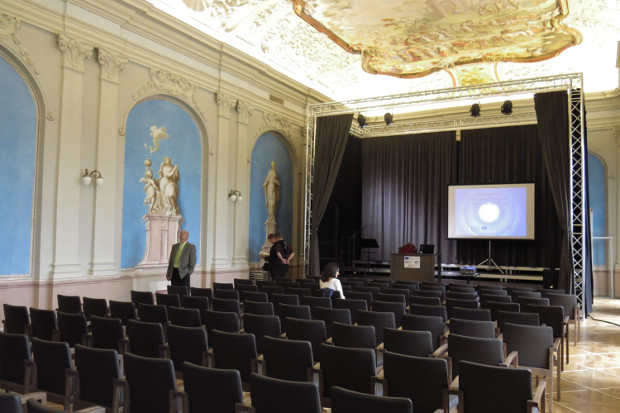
{"left": 384, "top": 112, "right": 393, "bottom": 125}
{"left": 470, "top": 103, "right": 481, "bottom": 117}
{"left": 501, "top": 100, "right": 513, "bottom": 115}
{"left": 357, "top": 114, "right": 366, "bottom": 127}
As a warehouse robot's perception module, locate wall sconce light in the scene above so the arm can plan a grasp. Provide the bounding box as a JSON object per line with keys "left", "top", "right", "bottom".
{"left": 384, "top": 112, "right": 393, "bottom": 125}
{"left": 470, "top": 103, "right": 481, "bottom": 117}
{"left": 228, "top": 189, "right": 242, "bottom": 202}
{"left": 357, "top": 114, "right": 366, "bottom": 127}
{"left": 501, "top": 100, "right": 513, "bottom": 115}
{"left": 82, "top": 169, "right": 104, "bottom": 186}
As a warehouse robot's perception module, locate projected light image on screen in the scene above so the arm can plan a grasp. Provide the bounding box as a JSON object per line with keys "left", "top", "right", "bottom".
{"left": 448, "top": 183, "right": 535, "bottom": 240}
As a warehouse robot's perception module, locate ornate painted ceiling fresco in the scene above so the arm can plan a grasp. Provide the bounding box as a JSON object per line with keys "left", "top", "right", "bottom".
{"left": 291, "top": 0, "right": 581, "bottom": 79}
{"left": 149, "top": 0, "right": 619, "bottom": 100}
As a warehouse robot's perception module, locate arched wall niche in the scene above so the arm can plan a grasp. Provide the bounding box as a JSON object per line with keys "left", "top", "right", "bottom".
{"left": 120, "top": 95, "right": 208, "bottom": 269}
{"left": 588, "top": 151, "right": 607, "bottom": 266}
{"left": 0, "top": 46, "right": 48, "bottom": 278}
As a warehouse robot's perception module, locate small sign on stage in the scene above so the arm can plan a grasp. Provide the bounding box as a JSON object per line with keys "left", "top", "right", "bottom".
{"left": 403, "top": 255, "right": 421, "bottom": 269}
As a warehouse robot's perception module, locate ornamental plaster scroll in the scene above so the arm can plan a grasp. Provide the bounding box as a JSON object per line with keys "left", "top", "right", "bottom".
{"left": 57, "top": 34, "right": 93, "bottom": 71}
{"left": 263, "top": 112, "right": 292, "bottom": 138}
{"left": 96, "top": 48, "right": 128, "bottom": 83}
{"left": 215, "top": 93, "right": 236, "bottom": 118}
{"left": 235, "top": 99, "right": 254, "bottom": 124}
{"left": 0, "top": 14, "right": 40, "bottom": 76}
{"left": 132, "top": 68, "right": 208, "bottom": 127}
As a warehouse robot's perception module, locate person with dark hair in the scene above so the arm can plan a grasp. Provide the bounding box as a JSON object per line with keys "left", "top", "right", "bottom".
{"left": 269, "top": 233, "right": 294, "bottom": 279}
{"left": 320, "top": 262, "right": 345, "bottom": 298}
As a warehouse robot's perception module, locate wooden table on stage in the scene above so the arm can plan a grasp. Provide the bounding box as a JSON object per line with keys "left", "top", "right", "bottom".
{"left": 390, "top": 253, "right": 441, "bottom": 283}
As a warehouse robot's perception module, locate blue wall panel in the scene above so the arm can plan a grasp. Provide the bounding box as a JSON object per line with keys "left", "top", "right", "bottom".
{"left": 122, "top": 99, "right": 202, "bottom": 268}
{"left": 249, "top": 133, "right": 293, "bottom": 262}
{"left": 0, "top": 57, "right": 36, "bottom": 275}
{"left": 588, "top": 153, "right": 606, "bottom": 266}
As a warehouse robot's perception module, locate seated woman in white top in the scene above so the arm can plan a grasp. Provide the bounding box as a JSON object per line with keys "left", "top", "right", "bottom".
{"left": 319, "top": 262, "right": 345, "bottom": 299}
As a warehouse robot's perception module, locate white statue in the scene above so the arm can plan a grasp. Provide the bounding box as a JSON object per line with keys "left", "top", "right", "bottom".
{"left": 263, "top": 161, "right": 280, "bottom": 222}
{"left": 158, "top": 156, "right": 180, "bottom": 216}
{"left": 139, "top": 165, "right": 164, "bottom": 214}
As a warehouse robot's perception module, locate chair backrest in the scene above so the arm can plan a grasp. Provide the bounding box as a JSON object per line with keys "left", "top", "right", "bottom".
{"left": 108, "top": 300, "right": 137, "bottom": 325}
{"left": 29, "top": 308, "right": 58, "bottom": 341}
{"left": 57, "top": 294, "right": 82, "bottom": 314}
{"left": 213, "top": 289, "right": 241, "bottom": 300}
{"left": 262, "top": 336, "right": 314, "bottom": 381}
{"left": 375, "top": 293, "right": 407, "bottom": 305}
{"left": 331, "top": 322, "right": 377, "bottom": 349}
{"left": 503, "top": 323, "right": 554, "bottom": 369}
{"left": 244, "top": 300, "right": 275, "bottom": 316}
{"left": 512, "top": 291, "right": 542, "bottom": 299}
{"left": 137, "top": 303, "right": 169, "bottom": 325}
{"left": 211, "top": 297, "right": 241, "bottom": 315}
{"left": 241, "top": 291, "right": 268, "bottom": 303}
{"left": 284, "top": 318, "right": 327, "bottom": 361}
{"left": 344, "top": 291, "right": 373, "bottom": 308}
{"left": 234, "top": 278, "right": 255, "bottom": 288}
{"left": 333, "top": 298, "right": 368, "bottom": 324}
{"left": 27, "top": 399, "right": 70, "bottom": 413}
{"left": 317, "top": 343, "right": 377, "bottom": 398}
{"left": 481, "top": 301, "right": 520, "bottom": 321}
{"left": 314, "top": 307, "right": 352, "bottom": 338}
{"left": 0, "top": 331, "right": 33, "bottom": 391}
{"left": 526, "top": 305, "right": 565, "bottom": 338}
{"left": 57, "top": 311, "right": 88, "bottom": 347}
{"left": 546, "top": 293, "right": 579, "bottom": 320}
{"left": 180, "top": 295, "right": 209, "bottom": 323}
{"left": 168, "top": 306, "right": 202, "bottom": 327}
{"left": 445, "top": 298, "right": 479, "bottom": 318}
{"left": 74, "top": 344, "right": 120, "bottom": 408}
{"left": 331, "top": 385, "right": 413, "bottom": 413}
{"left": 411, "top": 289, "right": 444, "bottom": 300}
{"left": 446, "top": 291, "right": 477, "bottom": 301}
{"left": 357, "top": 310, "right": 395, "bottom": 344}
{"left": 477, "top": 288, "right": 508, "bottom": 296}
{"left": 89, "top": 315, "right": 125, "bottom": 351}
{"left": 204, "top": 310, "right": 240, "bottom": 341}
{"left": 190, "top": 287, "right": 213, "bottom": 299}
{"left": 31, "top": 337, "right": 73, "bottom": 397}
{"left": 285, "top": 287, "right": 312, "bottom": 298}
{"left": 182, "top": 362, "right": 243, "bottom": 413}
{"left": 278, "top": 304, "right": 312, "bottom": 329}
{"left": 242, "top": 313, "right": 281, "bottom": 354}
{"left": 250, "top": 373, "right": 322, "bottom": 413}
{"left": 410, "top": 303, "right": 448, "bottom": 322}
{"left": 271, "top": 293, "right": 299, "bottom": 308}
{"left": 447, "top": 333, "right": 504, "bottom": 379}
{"left": 371, "top": 301, "right": 407, "bottom": 327}
{"left": 352, "top": 285, "right": 380, "bottom": 299}
{"left": 213, "top": 282, "right": 234, "bottom": 290}
{"left": 459, "top": 361, "right": 534, "bottom": 413}
{"left": 382, "top": 351, "right": 449, "bottom": 413}
{"left": 259, "top": 285, "right": 285, "bottom": 295}
{"left": 448, "top": 285, "right": 476, "bottom": 293}
{"left": 126, "top": 319, "right": 166, "bottom": 358}
{"left": 166, "top": 324, "right": 208, "bottom": 371}
{"left": 300, "top": 296, "right": 332, "bottom": 317}
{"left": 514, "top": 297, "right": 549, "bottom": 308}
{"left": 123, "top": 352, "right": 177, "bottom": 413}
{"left": 449, "top": 318, "right": 496, "bottom": 339}
{"left": 383, "top": 328, "right": 433, "bottom": 358}
{"left": 0, "top": 394, "right": 23, "bottom": 413}
{"left": 210, "top": 329, "right": 257, "bottom": 383}
{"left": 155, "top": 292, "right": 181, "bottom": 309}
{"left": 400, "top": 314, "right": 445, "bottom": 350}
{"left": 82, "top": 297, "right": 108, "bottom": 321}
{"left": 478, "top": 294, "right": 512, "bottom": 304}
{"left": 130, "top": 290, "right": 154, "bottom": 306}
{"left": 2, "top": 304, "right": 30, "bottom": 335}
{"left": 449, "top": 307, "right": 492, "bottom": 322}
{"left": 410, "top": 295, "right": 442, "bottom": 306}
{"left": 167, "top": 285, "right": 189, "bottom": 296}
{"left": 496, "top": 310, "right": 539, "bottom": 332}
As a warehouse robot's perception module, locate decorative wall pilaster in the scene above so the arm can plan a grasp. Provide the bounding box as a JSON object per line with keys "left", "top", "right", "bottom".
{"left": 213, "top": 93, "right": 236, "bottom": 269}
{"left": 232, "top": 100, "right": 254, "bottom": 267}
{"left": 91, "top": 48, "right": 128, "bottom": 275}
{"left": 51, "top": 33, "right": 93, "bottom": 279}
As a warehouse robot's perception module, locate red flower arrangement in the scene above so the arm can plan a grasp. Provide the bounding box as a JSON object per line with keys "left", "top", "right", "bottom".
{"left": 398, "top": 243, "right": 417, "bottom": 254}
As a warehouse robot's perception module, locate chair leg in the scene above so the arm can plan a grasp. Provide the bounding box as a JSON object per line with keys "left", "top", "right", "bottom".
{"left": 548, "top": 374, "right": 553, "bottom": 413}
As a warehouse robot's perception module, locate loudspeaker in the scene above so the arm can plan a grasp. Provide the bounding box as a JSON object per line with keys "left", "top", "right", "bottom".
{"left": 542, "top": 268, "right": 559, "bottom": 289}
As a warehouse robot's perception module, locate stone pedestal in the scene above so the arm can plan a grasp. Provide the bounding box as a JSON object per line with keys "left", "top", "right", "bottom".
{"left": 136, "top": 214, "right": 183, "bottom": 269}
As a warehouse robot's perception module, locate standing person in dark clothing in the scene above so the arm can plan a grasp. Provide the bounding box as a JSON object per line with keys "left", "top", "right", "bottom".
{"left": 166, "top": 230, "right": 196, "bottom": 290}
{"left": 269, "top": 232, "right": 294, "bottom": 279}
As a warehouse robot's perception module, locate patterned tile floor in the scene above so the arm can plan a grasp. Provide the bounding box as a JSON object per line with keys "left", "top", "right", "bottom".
{"left": 550, "top": 298, "right": 620, "bottom": 413}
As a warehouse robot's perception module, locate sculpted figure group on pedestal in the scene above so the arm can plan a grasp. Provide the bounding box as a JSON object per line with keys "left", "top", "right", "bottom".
{"left": 140, "top": 156, "right": 180, "bottom": 216}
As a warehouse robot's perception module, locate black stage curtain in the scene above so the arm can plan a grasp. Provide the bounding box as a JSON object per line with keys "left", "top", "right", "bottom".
{"left": 458, "top": 125, "right": 561, "bottom": 268}
{"left": 534, "top": 91, "right": 574, "bottom": 292}
{"left": 361, "top": 132, "right": 458, "bottom": 262}
{"left": 310, "top": 114, "right": 354, "bottom": 277}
